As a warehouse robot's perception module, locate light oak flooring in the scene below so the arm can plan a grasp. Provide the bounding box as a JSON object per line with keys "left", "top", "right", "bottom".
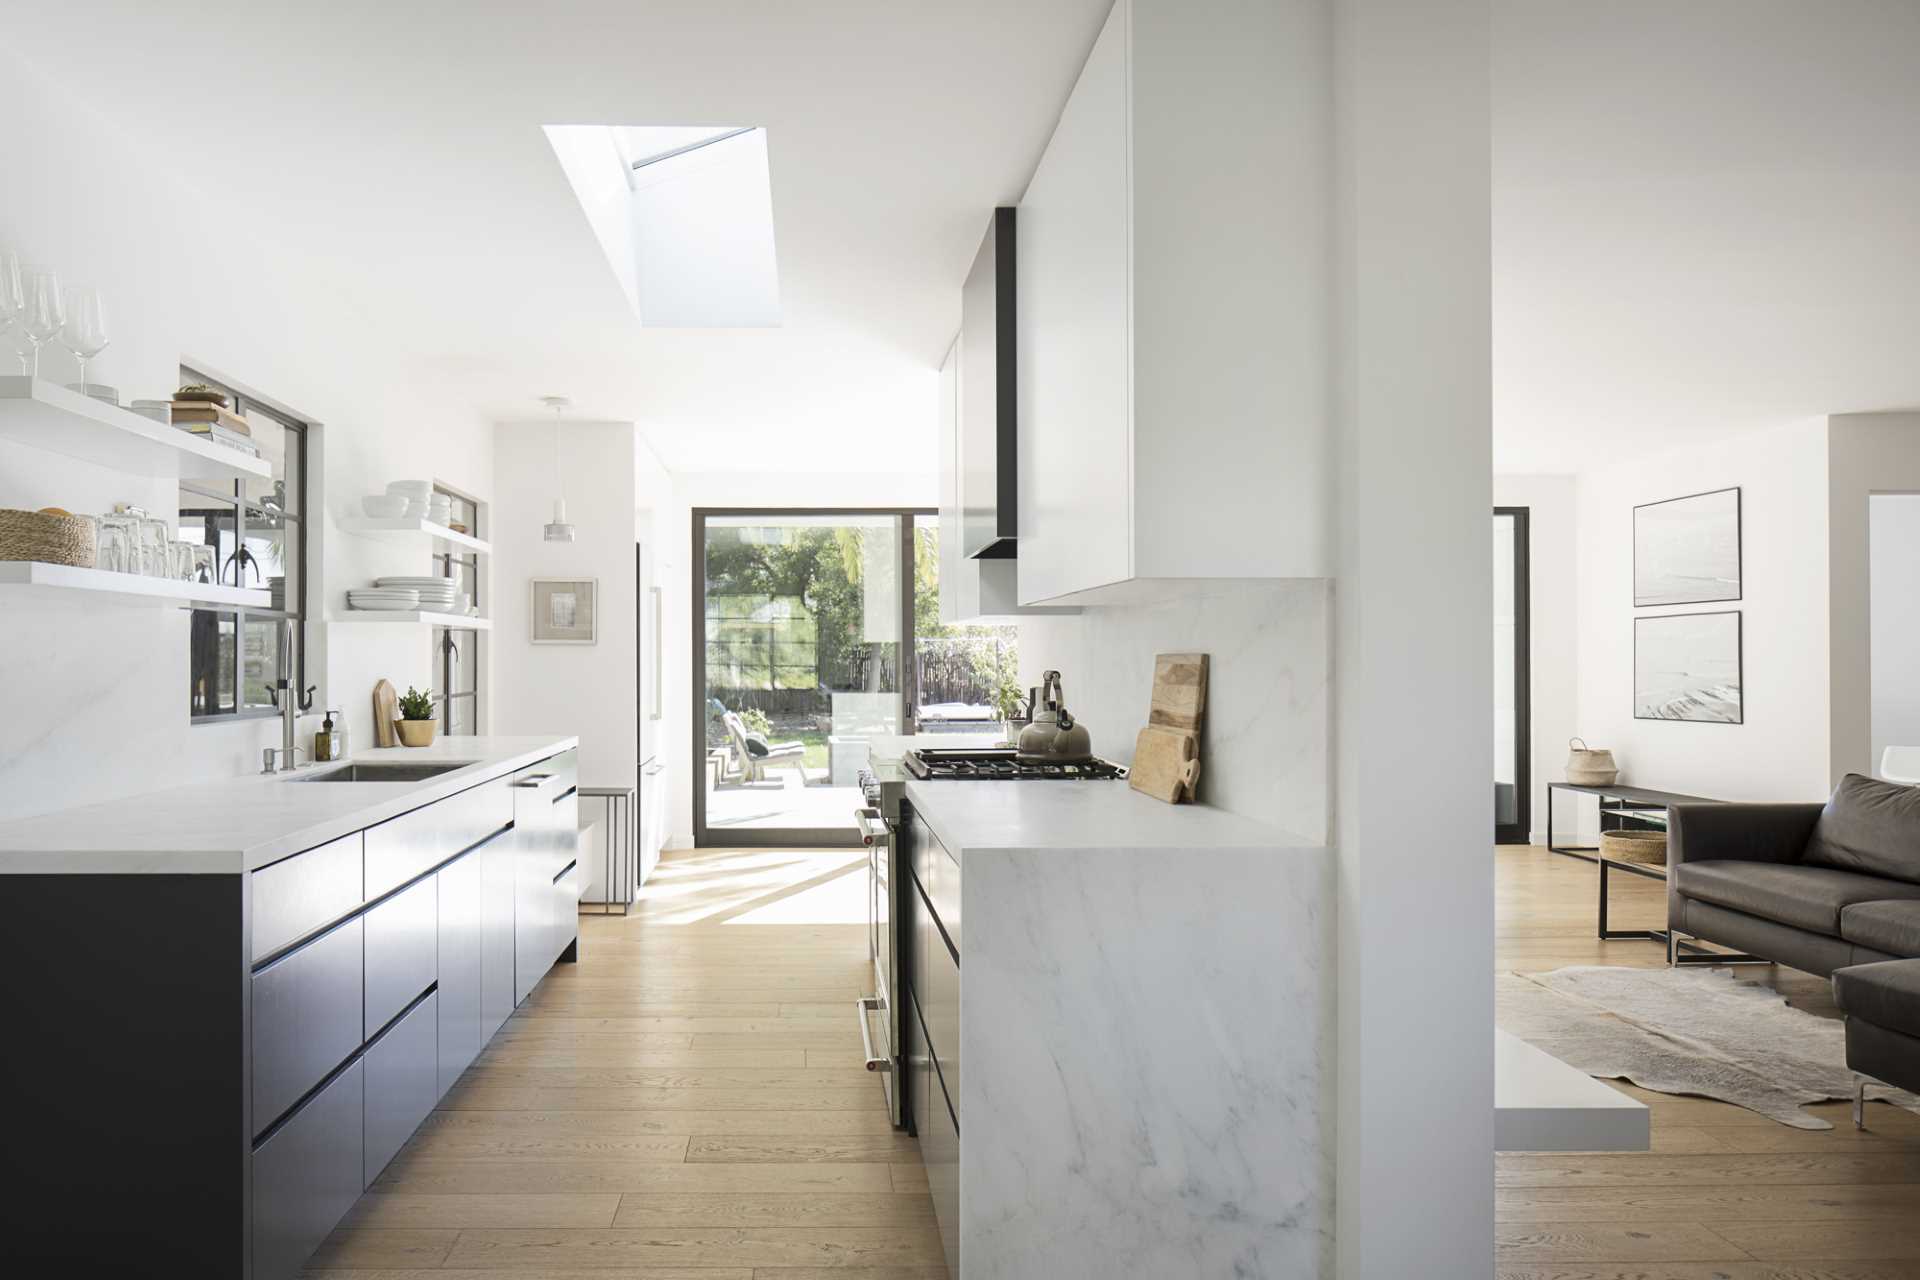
{"left": 310, "top": 846, "right": 945, "bottom": 1280}
{"left": 1497, "top": 843, "right": 1920, "bottom": 1280}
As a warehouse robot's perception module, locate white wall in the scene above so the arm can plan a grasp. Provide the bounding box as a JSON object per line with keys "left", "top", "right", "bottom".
{"left": 1868, "top": 493, "right": 1920, "bottom": 773}
{"left": 1573, "top": 419, "right": 1830, "bottom": 802}
{"left": 1333, "top": 0, "right": 1493, "bottom": 1275}
{"left": 490, "top": 422, "right": 637, "bottom": 790}
{"left": 0, "top": 52, "right": 492, "bottom": 821}
{"left": 1017, "top": 582, "right": 1329, "bottom": 840}
{"left": 1495, "top": 475, "right": 1577, "bottom": 840}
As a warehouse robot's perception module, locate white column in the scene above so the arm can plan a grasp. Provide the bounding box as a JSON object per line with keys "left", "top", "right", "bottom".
{"left": 1332, "top": 0, "right": 1494, "bottom": 1276}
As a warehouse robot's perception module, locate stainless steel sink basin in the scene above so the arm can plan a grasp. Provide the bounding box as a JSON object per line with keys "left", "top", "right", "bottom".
{"left": 292, "top": 762, "right": 476, "bottom": 783}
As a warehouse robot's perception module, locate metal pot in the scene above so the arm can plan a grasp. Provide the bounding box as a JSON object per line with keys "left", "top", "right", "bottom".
{"left": 1017, "top": 671, "right": 1093, "bottom": 763}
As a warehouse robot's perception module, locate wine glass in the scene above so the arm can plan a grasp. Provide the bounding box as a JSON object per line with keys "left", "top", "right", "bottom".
{"left": 0, "top": 250, "right": 24, "bottom": 374}
{"left": 60, "top": 286, "right": 108, "bottom": 393}
{"left": 19, "top": 267, "right": 63, "bottom": 378}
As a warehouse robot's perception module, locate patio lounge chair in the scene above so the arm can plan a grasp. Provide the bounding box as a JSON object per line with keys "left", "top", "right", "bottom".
{"left": 722, "top": 711, "right": 805, "bottom": 783}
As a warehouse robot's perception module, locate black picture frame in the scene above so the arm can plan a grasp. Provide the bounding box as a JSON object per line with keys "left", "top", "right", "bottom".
{"left": 1633, "top": 610, "right": 1744, "bottom": 725}
{"left": 1633, "top": 486, "right": 1742, "bottom": 607}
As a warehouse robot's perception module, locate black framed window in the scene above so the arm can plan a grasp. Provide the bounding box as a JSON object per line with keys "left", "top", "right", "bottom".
{"left": 1494, "top": 506, "right": 1532, "bottom": 844}
{"left": 184, "top": 368, "right": 308, "bottom": 723}
{"left": 431, "top": 485, "right": 481, "bottom": 736}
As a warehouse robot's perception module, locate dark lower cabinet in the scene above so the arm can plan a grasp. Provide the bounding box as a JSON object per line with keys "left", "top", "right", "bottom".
{"left": 903, "top": 805, "right": 961, "bottom": 1280}
{"left": 251, "top": 915, "right": 364, "bottom": 1134}
{"left": 253, "top": 1058, "right": 364, "bottom": 1280}
{"left": 438, "top": 846, "right": 486, "bottom": 1095}
{"left": 364, "top": 990, "right": 440, "bottom": 1184}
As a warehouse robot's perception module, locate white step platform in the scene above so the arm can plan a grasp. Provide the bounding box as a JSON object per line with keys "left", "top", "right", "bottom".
{"left": 1495, "top": 1028, "right": 1650, "bottom": 1151}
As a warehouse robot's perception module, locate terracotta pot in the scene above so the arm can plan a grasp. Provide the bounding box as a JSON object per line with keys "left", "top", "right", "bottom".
{"left": 395, "top": 719, "right": 437, "bottom": 748}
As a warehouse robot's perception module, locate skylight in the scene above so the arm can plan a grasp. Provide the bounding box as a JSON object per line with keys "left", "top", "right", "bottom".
{"left": 544, "top": 124, "right": 780, "bottom": 328}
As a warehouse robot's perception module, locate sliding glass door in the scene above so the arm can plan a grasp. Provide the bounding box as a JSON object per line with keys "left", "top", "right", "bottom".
{"left": 695, "top": 511, "right": 910, "bottom": 847}
{"left": 1494, "top": 508, "right": 1532, "bottom": 845}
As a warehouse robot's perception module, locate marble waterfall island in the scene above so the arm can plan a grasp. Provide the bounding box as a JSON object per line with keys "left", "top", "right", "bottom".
{"left": 905, "top": 779, "right": 1335, "bottom": 1279}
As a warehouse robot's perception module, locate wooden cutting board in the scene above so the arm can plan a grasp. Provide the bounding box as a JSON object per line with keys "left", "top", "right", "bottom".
{"left": 1148, "top": 652, "right": 1209, "bottom": 732}
{"left": 1130, "top": 725, "right": 1201, "bottom": 803}
{"left": 372, "top": 679, "right": 398, "bottom": 748}
{"left": 1130, "top": 652, "right": 1210, "bottom": 804}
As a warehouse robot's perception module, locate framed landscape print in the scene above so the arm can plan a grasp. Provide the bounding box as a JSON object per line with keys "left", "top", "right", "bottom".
{"left": 1634, "top": 611, "right": 1742, "bottom": 723}
{"left": 1634, "top": 487, "right": 1742, "bottom": 606}
{"left": 531, "top": 578, "right": 598, "bottom": 644}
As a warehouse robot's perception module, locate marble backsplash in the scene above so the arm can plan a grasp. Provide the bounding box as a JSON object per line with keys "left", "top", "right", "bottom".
{"left": 1017, "top": 579, "right": 1330, "bottom": 840}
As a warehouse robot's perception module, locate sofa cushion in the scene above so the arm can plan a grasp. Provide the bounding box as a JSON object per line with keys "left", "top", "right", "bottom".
{"left": 1803, "top": 773, "right": 1920, "bottom": 883}
{"left": 1839, "top": 901, "right": 1920, "bottom": 958}
{"left": 1672, "top": 860, "right": 1920, "bottom": 936}
{"left": 1833, "top": 959, "right": 1920, "bottom": 1038}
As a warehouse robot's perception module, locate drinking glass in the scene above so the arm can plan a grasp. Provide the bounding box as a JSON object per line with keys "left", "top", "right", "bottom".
{"left": 96, "top": 515, "right": 136, "bottom": 573}
{"left": 60, "top": 286, "right": 108, "bottom": 391}
{"left": 0, "top": 250, "right": 24, "bottom": 374}
{"left": 19, "top": 267, "right": 63, "bottom": 378}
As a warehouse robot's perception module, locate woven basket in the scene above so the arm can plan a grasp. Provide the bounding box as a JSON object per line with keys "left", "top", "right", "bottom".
{"left": 1599, "top": 829, "right": 1667, "bottom": 866}
{"left": 1566, "top": 736, "right": 1619, "bottom": 786}
{"left": 0, "top": 509, "right": 96, "bottom": 568}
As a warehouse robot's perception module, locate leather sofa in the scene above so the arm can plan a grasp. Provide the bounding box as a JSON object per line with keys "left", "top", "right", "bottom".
{"left": 1668, "top": 774, "right": 1920, "bottom": 977}
{"left": 1669, "top": 773, "right": 1920, "bottom": 1111}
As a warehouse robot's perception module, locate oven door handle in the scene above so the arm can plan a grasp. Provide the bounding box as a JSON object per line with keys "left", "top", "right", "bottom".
{"left": 854, "top": 807, "right": 889, "bottom": 849}
{"left": 856, "top": 996, "right": 892, "bottom": 1073}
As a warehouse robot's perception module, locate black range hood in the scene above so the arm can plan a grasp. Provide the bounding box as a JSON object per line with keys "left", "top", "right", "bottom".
{"left": 960, "top": 206, "right": 1016, "bottom": 559}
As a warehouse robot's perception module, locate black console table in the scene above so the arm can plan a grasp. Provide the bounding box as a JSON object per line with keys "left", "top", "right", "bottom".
{"left": 1545, "top": 782, "right": 1717, "bottom": 864}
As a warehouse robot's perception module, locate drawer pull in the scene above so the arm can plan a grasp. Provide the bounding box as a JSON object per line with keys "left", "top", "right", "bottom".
{"left": 857, "top": 996, "right": 891, "bottom": 1073}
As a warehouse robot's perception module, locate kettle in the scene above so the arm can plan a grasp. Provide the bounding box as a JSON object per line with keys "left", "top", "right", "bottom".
{"left": 1017, "top": 671, "right": 1093, "bottom": 763}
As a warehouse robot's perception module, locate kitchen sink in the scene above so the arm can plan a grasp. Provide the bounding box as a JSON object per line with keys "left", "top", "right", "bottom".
{"left": 292, "top": 762, "right": 477, "bottom": 783}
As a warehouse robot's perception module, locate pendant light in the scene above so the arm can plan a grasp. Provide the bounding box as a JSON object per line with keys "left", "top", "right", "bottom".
{"left": 539, "top": 395, "right": 576, "bottom": 543}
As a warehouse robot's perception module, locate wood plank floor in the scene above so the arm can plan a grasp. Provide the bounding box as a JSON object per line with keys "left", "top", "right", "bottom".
{"left": 310, "top": 846, "right": 945, "bottom": 1280}
{"left": 1497, "top": 843, "right": 1920, "bottom": 1280}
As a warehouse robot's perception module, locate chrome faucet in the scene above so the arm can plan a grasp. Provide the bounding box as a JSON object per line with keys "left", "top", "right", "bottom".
{"left": 266, "top": 618, "right": 316, "bottom": 773}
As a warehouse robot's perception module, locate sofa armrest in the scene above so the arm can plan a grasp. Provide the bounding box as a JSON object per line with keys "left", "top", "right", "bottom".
{"left": 1668, "top": 802, "right": 1823, "bottom": 869}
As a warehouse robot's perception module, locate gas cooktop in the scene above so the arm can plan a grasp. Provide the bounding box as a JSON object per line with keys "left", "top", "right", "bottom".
{"left": 903, "top": 747, "right": 1128, "bottom": 782}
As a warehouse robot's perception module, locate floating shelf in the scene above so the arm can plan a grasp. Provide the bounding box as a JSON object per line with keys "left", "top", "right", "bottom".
{"left": 0, "top": 377, "right": 273, "bottom": 484}
{"left": 332, "top": 609, "right": 492, "bottom": 630}
{"left": 339, "top": 517, "right": 491, "bottom": 554}
{"left": 0, "top": 561, "right": 274, "bottom": 609}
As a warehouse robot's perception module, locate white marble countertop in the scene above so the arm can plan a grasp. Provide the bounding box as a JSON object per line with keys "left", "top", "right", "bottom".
{"left": 903, "top": 775, "right": 1320, "bottom": 859}
{"left": 0, "top": 735, "right": 577, "bottom": 875}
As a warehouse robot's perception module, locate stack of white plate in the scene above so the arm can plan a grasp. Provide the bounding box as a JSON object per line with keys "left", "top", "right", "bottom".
{"left": 375, "top": 576, "right": 458, "bottom": 612}
{"left": 386, "top": 479, "right": 433, "bottom": 519}
{"left": 348, "top": 587, "right": 421, "bottom": 612}
{"left": 426, "top": 493, "right": 453, "bottom": 526}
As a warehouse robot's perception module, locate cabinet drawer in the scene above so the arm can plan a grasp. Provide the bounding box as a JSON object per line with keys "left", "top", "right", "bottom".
{"left": 253, "top": 1057, "right": 364, "bottom": 1280}
{"left": 910, "top": 813, "right": 961, "bottom": 956}
{"left": 365, "top": 876, "right": 437, "bottom": 1039}
{"left": 445, "top": 779, "right": 514, "bottom": 863}
{"left": 552, "top": 861, "right": 581, "bottom": 965}
{"left": 364, "top": 803, "right": 444, "bottom": 902}
{"left": 364, "top": 990, "right": 438, "bottom": 1185}
{"left": 912, "top": 871, "right": 960, "bottom": 1113}
{"left": 252, "top": 916, "right": 364, "bottom": 1135}
{"left": 906, "top": 990, "right": 959, "bottom": 1280}
{"left": 251, "top": 832, "right": 363, "bottom": 963}
{"left": 545, "top": 748, "right": 579, "bottom": 796}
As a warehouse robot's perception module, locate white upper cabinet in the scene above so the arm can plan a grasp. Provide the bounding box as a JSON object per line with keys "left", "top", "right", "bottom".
{"left": 1017, "top": 0, "right": 1331, "bottom": 606}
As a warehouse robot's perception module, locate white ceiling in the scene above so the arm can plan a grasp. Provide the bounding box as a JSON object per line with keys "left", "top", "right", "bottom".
{"left": 1494, "top": 0, "right": 1920, "bottom": 474}
{"left": 5, "top": 0, "right": 1111, "bottom": 476}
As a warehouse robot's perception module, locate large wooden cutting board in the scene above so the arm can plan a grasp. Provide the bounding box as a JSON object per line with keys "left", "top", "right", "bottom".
{"left": 1130, "top": 652, "right": 1210, "bottom": 804}
{"left": 372, "top": 679, "right": 398, "bottom": 748}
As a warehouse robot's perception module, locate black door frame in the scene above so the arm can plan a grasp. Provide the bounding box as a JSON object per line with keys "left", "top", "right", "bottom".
{"left": 692, "top": 507, "right": 931, "bottom": 849}
{"left": 1495, "top": 506, "right": 1533, "bottom": 845}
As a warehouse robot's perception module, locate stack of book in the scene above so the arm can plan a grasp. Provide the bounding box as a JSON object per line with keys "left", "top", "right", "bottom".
{"left": 170, "top": 399, "right": 261, "bottom": 457}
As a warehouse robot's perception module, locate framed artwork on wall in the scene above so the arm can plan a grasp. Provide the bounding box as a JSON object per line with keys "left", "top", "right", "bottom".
{"left": 1634, "top": 610, "right": 1742, "bottom": 723}
{"left": 1634, "top": 486, "right": 1742, "bottom": 606}
{"left": 531, "top": 577, "right": 597, "bottom": 644}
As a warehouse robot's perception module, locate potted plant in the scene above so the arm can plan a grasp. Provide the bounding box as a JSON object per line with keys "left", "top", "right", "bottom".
{"left": 395, "top": 686, "right": 438, "bottom": 747}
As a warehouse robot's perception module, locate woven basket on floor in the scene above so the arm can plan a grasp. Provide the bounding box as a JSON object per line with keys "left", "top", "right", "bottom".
{"left": 0, "top": 508, "right": 95, "bottom": 568}
{"left": 1599, "top": 829, "right": 1668, "bottom": 866}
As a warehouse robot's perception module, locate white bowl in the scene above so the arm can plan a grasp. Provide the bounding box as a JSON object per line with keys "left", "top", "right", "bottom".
{"left": 361, "top": 494, "right": 410, "bottom": 518}
{"left": 386, "top": 479, "right": 433, "bottom": 494}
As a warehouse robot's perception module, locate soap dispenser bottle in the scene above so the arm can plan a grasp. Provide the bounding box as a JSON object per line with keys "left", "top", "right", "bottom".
{"left": 314, "top": 709, "right": 347, "bottom": 762}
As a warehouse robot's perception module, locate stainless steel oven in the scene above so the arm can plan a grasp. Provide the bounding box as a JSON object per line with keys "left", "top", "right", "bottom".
{"left": 855, "top": 771, "right": 905, "bottom": 1126}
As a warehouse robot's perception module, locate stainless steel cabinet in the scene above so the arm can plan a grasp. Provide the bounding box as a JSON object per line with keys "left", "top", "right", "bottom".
{"left": 480, "top": 824, "right": 517, "bottom": 1038}
{"left": 251, "top": 915, "right": 363, "bottom": 1134}
{"left": 253, "top": 1057, "right": 364, "bottom": 1280}
{"left": 363, "top": 991, "right": 438, "bottom": 1185}
{"left": 437, "top": 846, "right": 485, "bottom": 1096}
{"left": 364, "top": 874, "right": 438, "bottom": 1038}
